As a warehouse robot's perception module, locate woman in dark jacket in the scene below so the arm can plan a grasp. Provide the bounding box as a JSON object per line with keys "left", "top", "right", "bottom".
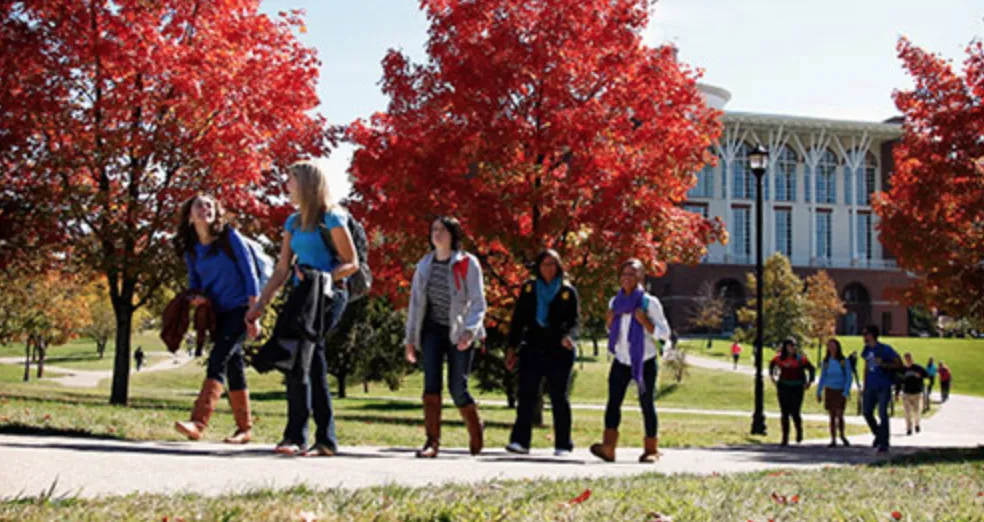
{"left": 770, "top": 337, "right": 816, "bottom": 446}
{"left": 504, "top": 250, "right": 579, "bottom": 456}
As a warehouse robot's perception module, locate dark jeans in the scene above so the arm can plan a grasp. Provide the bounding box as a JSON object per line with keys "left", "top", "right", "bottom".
{"left": 421, "top": 320, "right": 475, "bottom": 407}
{"left": 283, "top": 288, "right": 348, "bottom": 449}
{"left": 604, "top": 358, "right": 658, "bottom": 437}
{"left": 776, "top": 382, "right": 805, "bottom": 439}
{"left": 206, "top": 307, "right": 248, "bottom": 391}
{"left": 863, "top": 385, "right": 892, "bottom": 449}
{"left": 509, "top": 341, "right": 575, "bottom": 450}
{"left": 941, "top": 381, "right": 951, "bottom": 403}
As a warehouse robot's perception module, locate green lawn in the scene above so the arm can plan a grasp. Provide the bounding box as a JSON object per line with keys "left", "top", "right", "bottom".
{"left": 681, "top": 336, "right": 984, "bottom": 398}
{"left": 3, "top": 448, "right": 982, "bottom": 521}
{"left": 0, "top": 332, "right": 170, "bottom": 372}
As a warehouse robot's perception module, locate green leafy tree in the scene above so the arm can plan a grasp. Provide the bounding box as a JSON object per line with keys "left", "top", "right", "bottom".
{"left": 736, "top": 253, "right": 807, "bottom": 350}
{"left": 325, "top": 298, "right": 413, "bottom": 398}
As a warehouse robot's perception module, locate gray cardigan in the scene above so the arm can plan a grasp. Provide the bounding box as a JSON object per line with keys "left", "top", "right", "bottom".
{"left": 405, "top": 250, "right": 487, "bottom": 347}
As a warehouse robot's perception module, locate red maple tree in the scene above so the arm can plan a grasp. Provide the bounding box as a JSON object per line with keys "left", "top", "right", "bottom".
{"left": 1, "top": 1, "right": 328, "bottom": 404}
{"left": 875, "top": 37, "right": 984, "bottom": 320}
{"left": 348, "top": 0, "right": 725, "bottom": 330}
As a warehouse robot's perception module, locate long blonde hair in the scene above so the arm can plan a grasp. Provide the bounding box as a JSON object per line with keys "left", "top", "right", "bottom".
{"left": 290, "top": 161, "right": 335, "bottom": 231}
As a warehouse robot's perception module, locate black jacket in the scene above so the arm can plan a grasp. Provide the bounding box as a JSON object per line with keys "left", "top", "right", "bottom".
{"left": 508, "top": 278, "right": 579, "bottom": 349}
{"left": 251, "top": 266, "right": 331, "bottom": 374}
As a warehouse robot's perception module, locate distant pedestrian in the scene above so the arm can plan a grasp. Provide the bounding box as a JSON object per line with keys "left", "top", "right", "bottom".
{"left": 861, "top": 325, "right": 902, "bottom": 453}
{"left": 134, "top": 346, "right": 145, "bottom": 372}
{"left": 895, "top": 353, "right": 929, "bottom": 436}
{"left": 730, "top": 341, "right": 742, "bottom": 369}
{"left": 923, "top": 357, "right": 937, "bottom": 413}
{"left": 816, "top": 339, "right": 852, "bottom": 447}
{"left": 939, "top": 361, "right": 952, "bottom": 403}
{"left": 770, "top": 337, "right": 815, "bottom": 446}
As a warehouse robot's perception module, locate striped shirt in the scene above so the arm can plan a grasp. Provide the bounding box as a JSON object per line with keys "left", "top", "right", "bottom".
{"left": 426, "top": 259, "right": 452, "bottom": 326}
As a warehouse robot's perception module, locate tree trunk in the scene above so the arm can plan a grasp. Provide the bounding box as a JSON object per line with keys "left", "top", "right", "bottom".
{"left": 337, "top": 372, "right": 347, "bottom": 399}
{"left": 36, "top": 337, "right": 46, "bottom": 379}
{"left": 23, "top": 338, "right": 31, "bottom": 382}
{"left": 110, "top": 300, "right": 134, "bottom": 405}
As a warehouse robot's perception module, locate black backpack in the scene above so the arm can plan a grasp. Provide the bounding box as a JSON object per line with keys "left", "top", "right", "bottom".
{"left": 319, "top": 208, "right": 372, "bottom": 301}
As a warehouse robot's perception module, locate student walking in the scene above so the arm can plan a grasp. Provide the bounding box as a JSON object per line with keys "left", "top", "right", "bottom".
{"left": 923, "top": 357, "right": 937, "bottom": 413}
{"left": 730, "top": 341, "right": 742, "bottom": 370}
{"left": 861, "top": 325, "right": 903, "bottom": 453}
{"left": 770, "top": 338, "right": 816, "bottom": 446}
{"left": 939, "top": 361, "right": 952, "bottom": 403}
{"left": 589, "top": 259, "right": 671, "bottom": 464}
{"left": 134, "top": 346, "right": 145, "bottom": 372}
{"left": 172, "top": 195, "right": 261, "bottom": 444}
{"left": 404, "top": 216, "right": 488, "bottom": 458}
{"left": 816, "top": 339, "right": 852, "bottom": 447}
{"left": 246, "top": 161, "right": 359, "bottom": 457}
{"left": 895, "top": 353, "right": 929, "bottom": 436}
{"left": 504, "top": 250, "right": 579, "bottom": 457}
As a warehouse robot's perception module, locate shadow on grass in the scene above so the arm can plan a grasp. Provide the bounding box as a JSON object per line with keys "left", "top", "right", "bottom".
{"left": 656, "top": 383, "right": 679, "bottom": 400}
{"left": 0, "top": 423, "right": 124, "bottom": 441}
{"left": 335, "top": 413, "right": 515, "bottom": 430}
{"left": 699, "top": 442, "right": 984, "bottom": 469}
{"left": 873, "top": 446, "right": 984, "bottom": 467}
{"left": 344, "top": 401, "right": 420, "bottom": 412}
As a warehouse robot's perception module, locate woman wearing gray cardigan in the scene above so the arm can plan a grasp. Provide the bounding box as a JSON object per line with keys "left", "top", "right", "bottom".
{"left": 404, "top": 216, "right": 488, "bottom": 458}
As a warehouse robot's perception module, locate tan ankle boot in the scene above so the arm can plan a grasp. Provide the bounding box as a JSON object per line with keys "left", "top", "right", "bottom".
{"left": 639, "top": 437, "right": 661, "bottom": 463}
{"left": 416, "top": 394, "right": 442, "bottom": 458}
{"left": 223, "top": 389, "right": 252, "bottom": 444}
{"left": 590, "top": 429, "right": 619, "bottom": 462}
{"left": 175, "top": 378, "right": 223, "bottom": 440}
{"left": 458, "top": 403, "right": 484, "bottom": 455}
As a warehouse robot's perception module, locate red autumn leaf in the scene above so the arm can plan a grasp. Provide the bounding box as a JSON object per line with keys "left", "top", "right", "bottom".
{"left": 790, "top": 494, "right": 800, "bottom": 505}
{"left": 892, "top": 511, "right": 902, "bottom": 520}
{"left": 567, "top": 489, "right": 591, "bottom": 506}
{"left": 106, "top": 426, "right": 117, "bottom": 434}
{"left": 42, "top": 414, "right": 51, "bottom": 421}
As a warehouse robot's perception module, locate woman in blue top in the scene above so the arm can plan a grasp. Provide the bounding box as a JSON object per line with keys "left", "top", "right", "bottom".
{"left": 247, "top": 161, "right": 359, "bottom": 457}
{"left": 815, "top": 338, "right": 852, "bottom": 448}
{"left": 173, "top": 195, "right": 261, "bottom": 444}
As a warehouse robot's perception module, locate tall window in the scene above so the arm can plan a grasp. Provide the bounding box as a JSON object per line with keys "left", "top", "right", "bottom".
{"left": 684, "top": 204, "right": 708, "bottom": 218}
{"left": 815, "top": 150, "right": 838, "bottom": 204}
{"left": 816, "top": 211, "right": 832, "bottom": 259}
{"left": 688, "top": 163, "right": 714, "bottom": 198}
{"left": 857, "top": 213, "right": 872, "bottom": 259}
{"left": 774, "top": 147, "right": 797, "bottom": 202}
{"left": 775, "top": 208, "right": 792, "bottom": 258}
{"left": 804, "top": 164, "right": 812, "bottom": 203}
{"left": 857, "top": 154, "right": 877, "bottom": 206}
{"left": 732, "top": 144, "right": 750, "bottom": 199}
{"left": 732, "top": 207, "right": 751, "bottom": 261}
{"left": 844, "top": 166, "right": 854, "bottom": 205}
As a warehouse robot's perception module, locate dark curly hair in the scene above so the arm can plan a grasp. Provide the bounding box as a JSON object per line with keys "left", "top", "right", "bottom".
{"left": 173, "top": 195, "right": 231, "bottom": 260}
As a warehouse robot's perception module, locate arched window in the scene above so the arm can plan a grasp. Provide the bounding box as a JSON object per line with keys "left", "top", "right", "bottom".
{"left": 815, "top": 149, "right": 838, "bottom": 204}
{"left": 774, "top": 146, "right": 798, "bottom": 202}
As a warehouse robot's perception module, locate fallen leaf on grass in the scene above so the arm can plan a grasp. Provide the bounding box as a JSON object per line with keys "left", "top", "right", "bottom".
{"left": 43, "top": 414, "right": 51, "bottom": 421}
{"left": 0, "top": 416, "right": 9, "bottom": 423}
{"left": 767, "top": 471, "right": 788, "bottom": 478}
{"left": 24, "top": 408, "right": 30, "bottom": 415}
{"left": 646, "top": 512, "right": 673, "bottom": 522}
{"left": 106, "top": 426, "right": 117, "bottom": 434}
{"left": 563, "top": 489, "right": 591, "bottom": 507}
{"left": 790, "top": 494, "right": 800, "bottom": 504}
{"left": 297, "top": 510, "right": 318, "bottom": 521}
{"left": 977, "top": 492, "right": 983, "bottom": 497}
{"left": 891, "top": 511, "right": 902, "bottom": 520}
{"left": 770, "top": 492, "right": 800, "bottom": 505}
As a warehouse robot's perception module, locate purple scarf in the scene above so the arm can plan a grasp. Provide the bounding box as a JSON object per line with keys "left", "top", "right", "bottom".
{"left": 608, "top": 287, "right": 647, "bottom": 392}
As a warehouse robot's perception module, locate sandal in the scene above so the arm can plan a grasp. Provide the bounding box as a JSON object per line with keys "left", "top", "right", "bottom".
{"left": 274, "top": 441, "right": 305, "bottom": 456}
{"left": 306, "top": 443, "right": 336, "bottom": 457}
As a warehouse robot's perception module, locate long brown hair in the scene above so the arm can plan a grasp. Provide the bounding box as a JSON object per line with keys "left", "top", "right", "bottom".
{"left": 174, "top": 195, "right": 230, "bottom": 260}
{"left": 823, "top": 338, "right": 845, "bottom": 368}
{"left": 290, "top": 161, "right": 335, "bottom": 231}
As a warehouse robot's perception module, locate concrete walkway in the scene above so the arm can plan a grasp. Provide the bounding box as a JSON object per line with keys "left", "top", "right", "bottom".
{"left": 0, "top": 352, "right": 194, "bottom": 388}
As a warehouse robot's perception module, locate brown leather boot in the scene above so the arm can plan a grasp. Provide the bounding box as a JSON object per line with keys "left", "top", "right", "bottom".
{"left": 639, "top": 437, "right": 661, "bottom": 463}
{"left": 223, "top": 389, "right": 252, "bottom": 444}
{"left": 458, "top": 403, "right": 484, "bottom": 455}
{"left": 175, "top": 378, "right": 223, "bottom": 440}
{"left": 590, "top": 429, "right": 618, "bottom": 462}
{"left": 416, "top": 394, "right": 442, "bottom": 458}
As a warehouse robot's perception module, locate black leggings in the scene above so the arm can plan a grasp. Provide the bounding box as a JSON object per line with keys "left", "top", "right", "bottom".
{"left": 604, "top": 359, "right": 658, "bottom": 437}
{"left": 777, "top": 382, "right": 804, "bottom": 439}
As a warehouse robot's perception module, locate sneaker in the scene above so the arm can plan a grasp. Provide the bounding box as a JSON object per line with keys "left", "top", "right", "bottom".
{"left": 274, "top": 441, "right": 305, "bottom": 456}
{"left": 840, "top": 437, "right": 851, "bottom": 447}
{"left": 306, "top": 443, "right": 336, "bottom": 457}
{"left": 504, "top": 442, "right": 529, "bottom": 455}
{"left": 907, "top": 429, "right": 913, "bottom": 436}
{"left": 916, "top": 425, "right": 921, "bottom": 434}
{"left": 827, "top": 441, "right": 837, "bottom": 448}
{"left": 554, "top": 449, "right": 572, "bottom": 457}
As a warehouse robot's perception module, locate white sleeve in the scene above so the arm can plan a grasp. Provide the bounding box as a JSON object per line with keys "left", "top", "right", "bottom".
{"left": 608, "top": 297, "right": 615, "bottom": 310}
{"left": 646, "top": 295, "right": 671, "bottom": 341}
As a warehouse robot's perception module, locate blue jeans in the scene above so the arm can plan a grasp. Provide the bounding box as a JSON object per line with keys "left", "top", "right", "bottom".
{"left": 863, "top": 385, "right": 892, "bottom": 449}
{"left": 604, "top": 359, "right": 659, "bottom": 437}
{"left": 206, "top": 307, "right": 248, "bottom": 391}
{"left": 283, "top": 288, "right": 348, "bottom": 449}
{"left": 421, "top": 320, "right": 475, "bottom": 407}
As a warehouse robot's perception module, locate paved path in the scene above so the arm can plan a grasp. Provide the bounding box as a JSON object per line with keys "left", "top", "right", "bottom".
{"left": 0, "top": 352, "right": 194, "bottom": 388}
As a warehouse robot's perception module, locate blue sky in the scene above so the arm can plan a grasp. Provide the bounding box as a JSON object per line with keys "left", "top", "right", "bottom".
{"left": 260, "top": 0, "right": 982, "bottom": 198}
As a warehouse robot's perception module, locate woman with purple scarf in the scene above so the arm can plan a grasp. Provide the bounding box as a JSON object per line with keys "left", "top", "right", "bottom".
{"left": 590, "top": 259, "right": 671, "bottom": 463}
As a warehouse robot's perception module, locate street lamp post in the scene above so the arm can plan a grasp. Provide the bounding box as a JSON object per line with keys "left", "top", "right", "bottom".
{"left": 748, "top": 144, "right": 769, "bottom": 436}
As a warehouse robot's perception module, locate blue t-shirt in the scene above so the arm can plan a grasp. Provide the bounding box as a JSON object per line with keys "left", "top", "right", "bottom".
{"left": 185, "top": 228, "right": 260, "bottom": 313}
{"left": 862, "top": 342, "right": 900, "bottom": 391}
{"left": 285, "top": 209, "right": 346, "bottom": 274}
